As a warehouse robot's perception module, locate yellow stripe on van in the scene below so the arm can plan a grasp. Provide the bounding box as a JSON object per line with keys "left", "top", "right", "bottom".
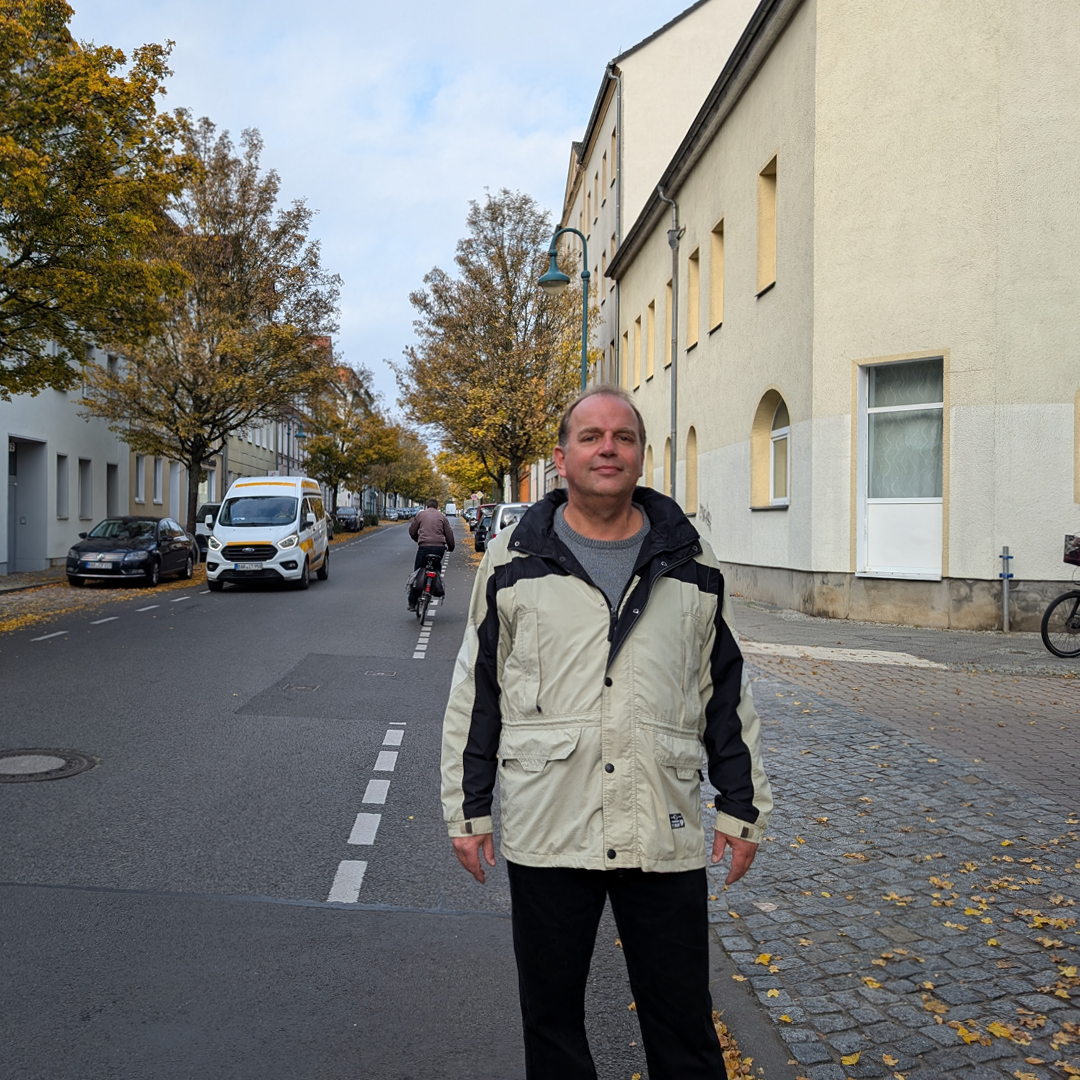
{"left": 234, "top": 480, "right": 297, "bottom": 488}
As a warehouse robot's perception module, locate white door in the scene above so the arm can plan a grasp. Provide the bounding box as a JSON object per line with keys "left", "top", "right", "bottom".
{"left": 858, "top": 358, "right": 944, "bottom": 579}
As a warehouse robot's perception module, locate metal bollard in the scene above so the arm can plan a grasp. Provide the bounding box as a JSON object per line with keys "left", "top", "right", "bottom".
{"left": 999, "top": 546, "right": 1013, "bottom": 633}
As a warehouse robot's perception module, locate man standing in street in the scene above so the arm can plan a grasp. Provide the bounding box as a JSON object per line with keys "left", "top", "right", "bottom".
{"left": 407, "top": 497, "right": 455, "bottom": 612}
{"left": 441, "top": 387, "right": 772, "bottom": 1080}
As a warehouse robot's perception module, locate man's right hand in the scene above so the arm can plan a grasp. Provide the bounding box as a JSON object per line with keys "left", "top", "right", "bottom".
{"left": 452, "top": 833, "right": 496, "bottom": 883}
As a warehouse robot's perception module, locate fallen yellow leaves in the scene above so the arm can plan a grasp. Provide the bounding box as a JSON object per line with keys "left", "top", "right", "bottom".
{"left": 779, "top": 1014, "right": 792, "bottom": 1022}
{"left": 627, "top": 1001, "right": 636, "bottom": 1011}
{"left": 755, "top": 953, "right": 772, "bottom": 966}
{"left": 921, "top": 993, "right": 949, "bottom": 1015}
{"left": 883, "top": 1053, "right": 899, "bottom": 1066}
{"left": 862, "top": 977, "right": 883, "bottom": 989}
{"left": 843, "top": 851, "right": 870, "bottom": 861}
{"left": 731, "top": 974, "right": 746, "bottom": 982}
{"left": 766, "top": 989, "right": 780, "bottom": 998}
{"left": 882, "top": 891, "right": 914, "bottom": 907}
{"left": 840, "top": 1051, "right": 860, "bottom": 1065}
{"left": 713, "top": 1010, "right": 754, "bottom": 1079}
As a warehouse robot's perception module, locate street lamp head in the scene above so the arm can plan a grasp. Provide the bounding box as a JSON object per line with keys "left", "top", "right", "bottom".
{"left": 538, "top": 251, "right": 571, "bottom": 296}
{"left": 295, "top": 423, "right": 307, "bottom": 441}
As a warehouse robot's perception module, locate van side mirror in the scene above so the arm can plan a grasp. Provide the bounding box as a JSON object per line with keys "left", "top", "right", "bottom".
{"left": 204, "top": 514, "right": 213, "bottom": 526}
{"left": 306, "top": 512, "right": 316, "bottom": 525}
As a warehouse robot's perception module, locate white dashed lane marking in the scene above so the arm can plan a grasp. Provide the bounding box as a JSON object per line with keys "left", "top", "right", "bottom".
{"left": 170, "top": 596, "right": 190, "bottom": 603}
{"left": 373, "top": 751, "right": 398, "bottom": 772}
{"left": 347, "top": 813, "right": 381, "bottom": 845}
{"left": 328, "top": 860, "right": 367, "bottom": 903}
{"left": 31, "top": 630, "right": 68, "bottom": 642}
{"left": 362, "top": 779, "right": 390, "bottom": 804}
{"left": 383, "top": 729, "right": 403, "bottom": 746}
{"left": 135, "top": 605, "right": 159, "bottom": 612}
{"left": 90, "top": 617, "right": 118, "bottom": 625}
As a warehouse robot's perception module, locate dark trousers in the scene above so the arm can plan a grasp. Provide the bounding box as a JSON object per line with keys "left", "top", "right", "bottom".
{"left": 409, "top": 546, "right": 444, "bottom": 605}
{"left": 506, "top": 862, "right": 725, "bottom": 1080}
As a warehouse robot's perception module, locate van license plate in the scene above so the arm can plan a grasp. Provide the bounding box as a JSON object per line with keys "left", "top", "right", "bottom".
{"left": 234, "top": 562, "right": 263, "bottom": 571}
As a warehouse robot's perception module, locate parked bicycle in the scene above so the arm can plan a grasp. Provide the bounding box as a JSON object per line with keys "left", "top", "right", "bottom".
{"left": 1040, "top": 534, "right": 1080, "bottom": 658}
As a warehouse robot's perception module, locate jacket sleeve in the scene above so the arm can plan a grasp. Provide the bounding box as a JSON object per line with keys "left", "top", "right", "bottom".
{"left": 698, "top": 576, "right": 773, "bottom": 844}
{"left": 441, "top": 549, "right": 506, "bottom": 836}
{"left": 408, "top": 515, "right": 420, "bottom": 542}
{"left": 442, "top": 515, "right": 456, "bottom": 551}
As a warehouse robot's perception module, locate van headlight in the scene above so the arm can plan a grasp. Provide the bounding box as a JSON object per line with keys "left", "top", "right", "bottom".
{"left": 208, "top": 535, "right": 222, "bottom": 551}
{"left": 277, "top": 534, "right": 299, "bottom": 550}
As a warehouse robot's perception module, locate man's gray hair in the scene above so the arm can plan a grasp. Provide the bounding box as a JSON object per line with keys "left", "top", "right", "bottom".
{"left": 426, "top": 498, "right": 438, "bottom": 508}
{"left": 556, "top": 385, "right": 647, "bottom": 450}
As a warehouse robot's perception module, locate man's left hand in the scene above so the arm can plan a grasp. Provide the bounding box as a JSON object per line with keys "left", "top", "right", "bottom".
{"left": 711, "top": 831, "right": 759, "bottom": 885}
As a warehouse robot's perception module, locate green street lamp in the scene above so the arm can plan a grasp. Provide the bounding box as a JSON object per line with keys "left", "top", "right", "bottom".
{"left": 538, "top": 227, "right": 590, "bottom": 390}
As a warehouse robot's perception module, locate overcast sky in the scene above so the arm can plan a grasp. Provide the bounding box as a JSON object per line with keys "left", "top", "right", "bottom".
{"left": 71, "top": 0, "right": 695, "bottom": 412}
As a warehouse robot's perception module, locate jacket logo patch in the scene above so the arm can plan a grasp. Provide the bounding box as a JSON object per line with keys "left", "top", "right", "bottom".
{"left": 669, "top": 813, "right": 685, "bottom": 829}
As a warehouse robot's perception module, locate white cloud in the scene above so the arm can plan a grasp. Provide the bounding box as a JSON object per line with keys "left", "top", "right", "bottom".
{"left": 71, "top": 0, "right": 697, "bottom": 408}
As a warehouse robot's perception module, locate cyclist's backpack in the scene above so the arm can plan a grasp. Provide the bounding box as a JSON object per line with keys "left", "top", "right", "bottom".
{"left": 430, "top": 571, "right": 446, "bottom": 598}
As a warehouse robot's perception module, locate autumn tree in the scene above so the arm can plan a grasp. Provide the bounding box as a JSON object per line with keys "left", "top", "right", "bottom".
{"left": 371, "top": 426, "right": 437, "bottom": 504}
{"left": 81, "top": 118, "right": 340, "bottom": 532}
{"left": 0, "top": 0, "right": 189, "bottom": 398}
{"left": 395, "top": 189, "right": 587, "bottom": 493}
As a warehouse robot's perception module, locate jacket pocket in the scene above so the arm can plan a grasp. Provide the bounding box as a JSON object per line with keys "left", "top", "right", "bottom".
{"left": 654, "top": 731, "right": 704, "bottom": 780}
{"left": 499, "top": 727, "right": 580, "bottom": 772}
{"left": 506, "top": 608, "right": 542, "bottom": 715}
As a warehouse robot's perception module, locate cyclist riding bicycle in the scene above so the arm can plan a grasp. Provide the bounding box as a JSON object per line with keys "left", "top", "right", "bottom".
{"left": 407, "top": 498, "right": 455, "bottom": 611}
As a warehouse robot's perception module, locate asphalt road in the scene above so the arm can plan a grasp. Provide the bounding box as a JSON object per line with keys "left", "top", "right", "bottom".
{"left": 0, "top": 521, "right": 669, "bottom": 1080}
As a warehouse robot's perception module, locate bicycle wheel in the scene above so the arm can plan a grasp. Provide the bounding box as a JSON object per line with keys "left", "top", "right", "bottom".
{"left": 417, "top": 591, "right": 430, "bottom": 622}
{"left": 1040, "top": 590, "right": 1080, "bottom": 658}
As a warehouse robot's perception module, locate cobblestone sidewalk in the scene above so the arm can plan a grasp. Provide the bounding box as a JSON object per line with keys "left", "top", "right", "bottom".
{"left": 708, "top": 671, "right": 1079, "bottom": 1079}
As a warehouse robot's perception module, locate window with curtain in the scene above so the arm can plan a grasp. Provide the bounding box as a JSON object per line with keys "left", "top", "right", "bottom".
{"left": 867, "top": 359, "right": 943, "bottom": 499}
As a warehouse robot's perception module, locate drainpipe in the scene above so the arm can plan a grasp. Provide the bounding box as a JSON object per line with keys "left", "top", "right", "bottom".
{"left": 609, "top": 63, "right": 623, "bottom": 387}
{"left": 657, "top": 187, "right": 684, "bottom": 502}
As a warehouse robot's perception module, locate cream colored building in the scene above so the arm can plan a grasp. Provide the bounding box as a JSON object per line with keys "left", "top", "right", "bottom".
{"left": 609, "top": 0, "right": 1080, "bottom": 631}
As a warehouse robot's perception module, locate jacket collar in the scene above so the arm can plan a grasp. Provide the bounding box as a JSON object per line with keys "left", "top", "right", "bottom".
{"left": 513, "top": 486, "right": 701, "bottom": 564}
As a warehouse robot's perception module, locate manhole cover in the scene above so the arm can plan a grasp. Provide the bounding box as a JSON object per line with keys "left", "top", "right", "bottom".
{"left": 0, "top": 748, "right": 98, "bottom": 783}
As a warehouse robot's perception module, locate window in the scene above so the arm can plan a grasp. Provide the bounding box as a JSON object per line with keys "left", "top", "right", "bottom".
{"left": 198, "top": 467, "right": 217, "bottom": 504}
{"left": 750, "top": 389, "right": 789, "bottom": 509}
{"left": 78, "top": 458, "right": 92, "bottom": 519}
{"left": 107, "top": 463, "right": 119, "bottom": 517}
{"left": 664, "top": 280, "right": 673, "bottom": 368}
{"left": 601, "top": 250, "right": 607, "bottom": 299}
{"left": 153, "top": 457, "right": 163, "bottom": 504}
{"left": 859, "top": 358, "right": 945, "bottom": 578}
{"left": 135, "top": 454, "right": 145, "bottom": 503}
{"left": 757, "top": 156, "right": 777, "bottom": 294}
{"left": 56, "top": 455, "right": 69, "bottom": 518}
{"left": 621, "top": 330, "right": 629, "bottom": 388}
{"left": 644, "top": 445, "right": 653, "bottom": 488}
{"left": 685, "top": 427, "right": 698, "bottom": 515}
{"left": 646, "top": 301, "right": 656, "bottom": 380}
{"left": 610, "top": 235, "right": 616, "bottom": 291}
{"left": 106, "top": 354, "right": 118, "bottom": 380}
{"left": 686, "top": 248, "right": 700, "bottom": 348}
{"left": 769, "top": 400, "right": 790, "bottom": 506}
{"left": 710, "top": 220, "right": 724, "bottom": 329}
{"left": 633, "top": 316, "right": 641, "bottom": 389}
{"left": 579, "top": 208, "right": 585, "bottom": 237}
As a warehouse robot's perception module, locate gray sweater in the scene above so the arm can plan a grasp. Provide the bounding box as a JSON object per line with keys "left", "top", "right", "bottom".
{"left": 553, "top": 503, "right": 651, "bottom": 613}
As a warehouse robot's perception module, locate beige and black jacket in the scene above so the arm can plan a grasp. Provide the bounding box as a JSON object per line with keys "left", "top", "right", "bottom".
{"left": 441, "top": 488, "right": 772, "bottom": 872}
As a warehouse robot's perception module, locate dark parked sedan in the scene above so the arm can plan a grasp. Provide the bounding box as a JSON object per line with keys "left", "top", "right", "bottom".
{"left": 333, "top": 506, "right": 363, "bottom": 531}
{"left": 66, "top": 517, "right": 197, "bottom": 588}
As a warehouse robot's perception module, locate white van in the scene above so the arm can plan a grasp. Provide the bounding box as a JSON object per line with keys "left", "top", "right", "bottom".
{"left": 205, "top": 476, "right": 330, "bottom": 591}
{"left": 444, "top": 501, "right": 458, "bottom": 516}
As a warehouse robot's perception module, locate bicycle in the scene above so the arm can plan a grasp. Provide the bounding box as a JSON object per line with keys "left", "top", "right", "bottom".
{"left": 416, "top": 552, "right": 442, "bottom": 623}
{"left": 1040, "top": 534, "right": 1080, "bottom": 658}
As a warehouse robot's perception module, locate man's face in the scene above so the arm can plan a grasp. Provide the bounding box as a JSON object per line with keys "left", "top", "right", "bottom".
{"left": 554, "top": 395, "right": 644, "bottom": 502}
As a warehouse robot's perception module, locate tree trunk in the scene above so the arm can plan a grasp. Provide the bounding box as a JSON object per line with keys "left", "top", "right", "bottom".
{"left": 330, "top": 484, "right": 339, "bottom": 514}
{"left": 185, "top": 460, "right": 202, "bottom": 537}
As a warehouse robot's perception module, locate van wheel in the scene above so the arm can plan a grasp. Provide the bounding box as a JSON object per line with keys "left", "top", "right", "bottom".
{"left": 316, "top": 550, "right": 329, "bottom": 581}
{"left": 296, "top": 558, "right": 310, "bottom": 590}
{"left": 207, "top": 579, "right": 224, "bottom": 592}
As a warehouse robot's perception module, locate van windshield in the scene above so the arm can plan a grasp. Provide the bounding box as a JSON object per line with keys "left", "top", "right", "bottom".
{"left": 219, "top": 496, "right": 297, "bottom": 527}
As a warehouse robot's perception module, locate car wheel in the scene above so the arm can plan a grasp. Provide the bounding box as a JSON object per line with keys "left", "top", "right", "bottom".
{"left": 207, "top": 579, "right": 224, "bottom": 592}
{"left": 295, "top": 558, "right": 310, "bottom": 590}
{"left": 145, "top": 559, "right": 161, "bottom": 587}
{"left": 316, "top": 549, "right": 329, "bottom": 581}
{"left": 67, "top": 575, "right": 83, "bottom": 587}
{"left": 182, "top": 555, "right": 194, "bottom": 580}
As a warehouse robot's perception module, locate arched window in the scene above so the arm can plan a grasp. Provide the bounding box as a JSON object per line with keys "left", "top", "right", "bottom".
{"left": 750, "top": 390, "right": 790, "bottom": 508}
{"left": 769, "top": 401, "right": 789, "bottom": 506}
{"left": 685, "top": 427, "right": 698, "bottom": 515}
{"left": 644, "top": 445, "right": 654, "bottom": 489}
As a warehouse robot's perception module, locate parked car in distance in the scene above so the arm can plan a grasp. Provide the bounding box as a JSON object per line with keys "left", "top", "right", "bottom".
{"left": 66, "top": 517, "right": 196, "bottom": 588}
{"left": 473, "top": 511, "right": 492, "bottom": 552}
{"left": 444, "top": 501, "right": 457, "bottom": 516}
{"left": 487, "top": 503, "right": 531, "bottom": 547}
{"left": 333, "top": 506, "right": 363, "bottom": 531}
{"left": 471, "top": 503, "right": 495, "bottom": 532}
{"left": 194, "top": 502, "right": 221, "bottom": 561}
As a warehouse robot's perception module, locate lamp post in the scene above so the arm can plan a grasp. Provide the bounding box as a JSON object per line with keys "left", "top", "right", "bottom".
{"left": 538, "top": 227, "right": 590, "bottom": 391}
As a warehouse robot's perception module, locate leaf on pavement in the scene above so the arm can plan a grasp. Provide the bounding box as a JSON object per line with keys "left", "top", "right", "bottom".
{"left": 840, "top": 1051, "right": 860, "bottom": 1065}
{"left": 883, "top": 1053, "right": 899, "bottom": 1066}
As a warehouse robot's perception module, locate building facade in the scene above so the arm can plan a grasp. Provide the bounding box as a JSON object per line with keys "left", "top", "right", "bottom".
{"left": 609, "top": 0, "right": 1080, "bottom": 630}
